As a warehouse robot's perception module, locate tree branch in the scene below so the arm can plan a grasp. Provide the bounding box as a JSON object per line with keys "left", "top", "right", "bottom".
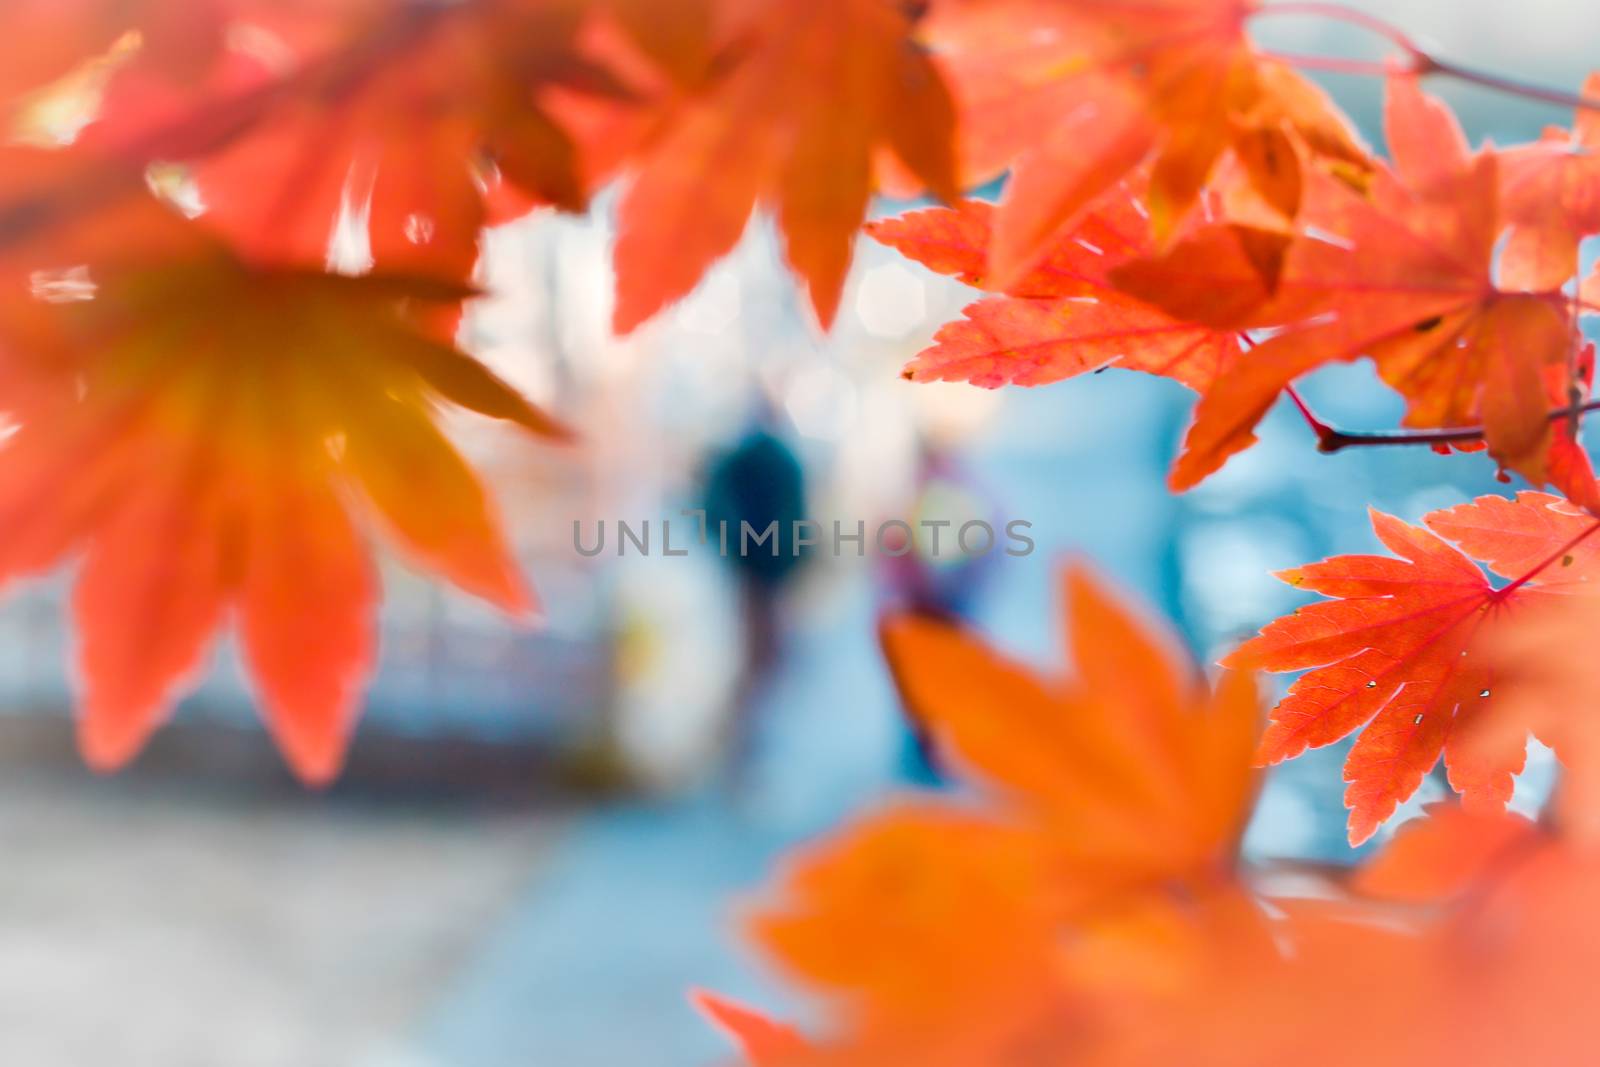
{"left": 1282, "top": 384, "right": 1600, "bottom": 454}
{"left": 1252, "top": 1, "right": 1600, "bottom": 113}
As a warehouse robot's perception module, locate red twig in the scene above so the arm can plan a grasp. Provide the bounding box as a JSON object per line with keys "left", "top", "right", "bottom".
{"left": 1282, "top": 384, "right": 1600, "bottom": 454}
{"left": 1416, "top": 56, "right": 1600, "bottom": 113}
{"left": 1252, "top": 1, "right": 1423, "bottom": 54}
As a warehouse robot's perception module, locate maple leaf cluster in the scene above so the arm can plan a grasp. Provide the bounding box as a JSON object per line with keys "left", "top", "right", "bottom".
{"left": 1, "top": 0, "right": 1599, "bottom": 935}
{"left": 0, "top": 0, "right": 968, "bottom": 778}
{"left": 855, "top": 3, "right": 1600, "bottom": 853}
{"left": 880, "top": 69, "right": 1600, "bottom": 498}
{"left": 698, "top": 564, "right": 1600, "bottom": 1066}
{"left": 6, "top": 0, "right": 1600, "bottom": 1056}
{"left": 627, "top": 1, "right": 1600, "bottom": 1041}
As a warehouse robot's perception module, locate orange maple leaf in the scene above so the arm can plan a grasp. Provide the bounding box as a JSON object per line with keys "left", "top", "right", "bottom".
{"left": 1115, "top": 77, "right": 1576, "bottom": 490}
{"left": 1354, "top": 803, "right": 1539, "bottom": 904}
{"left": 690, "top": 990, "right": 809, "bottom": 1065}
{"left": 923, "top": 0, "right": 1366, "bottom": 287}
{"left": 698, "top": 566, "right": 1600, "bottom": 1067}
{"left": 731, "top": 567, "right": 1261, "bottom": 1060}
{"left": 1350, "top": 805, "right": 1600, "bottom": 1066}
{"left": 1226, "top": 492, "right": 1600, "bottom": 845}
{"left": 79, "top": 0, "right": 634, "bottom": 320}
{"left": 0, "top": 213, "right": 556, "bottom": 783}
{"left": 609, "top": 0, "right": 958, "bottom": 334}
{"left": 1069, "top": 801, "right": 1600, "bottom": 1067}
{"left": 1087, "top": 803, "right": 1600, "bottom": 1067}
{"left": 866, "top": 185, "right": 1242, "bottom": 392}
{"left": 878, "top": 569, "right": 1261, "bottom": 882}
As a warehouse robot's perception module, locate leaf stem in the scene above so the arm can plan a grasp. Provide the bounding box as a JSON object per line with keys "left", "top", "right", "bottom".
{"left": 1251, "top": 1, "right": 1600, "bottom": 113}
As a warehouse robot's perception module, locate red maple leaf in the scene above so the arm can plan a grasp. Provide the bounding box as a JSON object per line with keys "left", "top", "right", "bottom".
{"left": 1116, "top": 77, "right": 1577, "bottom": 491}
{"left": 866, "top": 185, "right": 1243, "bottom": 392}
{"left": 923, "top": 0, "right": 1366, "bottom": 286}
{"left": 1226, "top": 492, "right": 1600, "bottom": 845}
{"left": 742, "top": 568, "right": 1262, "bottom": 1055}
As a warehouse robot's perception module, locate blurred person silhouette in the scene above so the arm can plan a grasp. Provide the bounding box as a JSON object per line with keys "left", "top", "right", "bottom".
{"left": 878, "top": 436, "right": 998, "bottom": 784}
{"left": 702, "top": 398, "right": 810, "bottom": 792}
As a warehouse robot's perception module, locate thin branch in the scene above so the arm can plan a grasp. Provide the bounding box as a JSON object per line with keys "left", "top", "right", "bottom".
{"left": 1252, "top": 1, "right": 1423, "bottom": 55}
{"left": 1416, "top": 55, "right": 1600, "bottom": 113}
{"left": 1282, "top": 384, "right": 1600, "bottom": 454}
{"left": 1251, "top": 1, "right": 1600, "bottom": 113}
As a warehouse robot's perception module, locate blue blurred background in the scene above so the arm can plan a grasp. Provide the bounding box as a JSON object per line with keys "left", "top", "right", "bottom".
{"left": 0, "top": 2, "right": 1597, "bottom": 1064}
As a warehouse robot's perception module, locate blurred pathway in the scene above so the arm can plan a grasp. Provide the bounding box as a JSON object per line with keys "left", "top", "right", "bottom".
{"left": 417, "top": 580, "right": 905, "bottom": 1067}
{"left": 417, "top": 380, "right": 1188, "bottom": 1067}
{"left": 0, "top": 773, "right": 556, "bottom": 1067}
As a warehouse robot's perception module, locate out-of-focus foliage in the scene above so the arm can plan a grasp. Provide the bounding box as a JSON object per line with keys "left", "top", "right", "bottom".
{"left": 4, "top": 12, "right": 1600, "bottom": 1049}
{"left": 700, "top": 566, "right": 1600, "bottom": 1066}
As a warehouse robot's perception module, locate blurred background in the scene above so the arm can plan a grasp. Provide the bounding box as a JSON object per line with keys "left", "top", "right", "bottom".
{"left": 1, "top": 2, "right": 1598, "bottom": 1064}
